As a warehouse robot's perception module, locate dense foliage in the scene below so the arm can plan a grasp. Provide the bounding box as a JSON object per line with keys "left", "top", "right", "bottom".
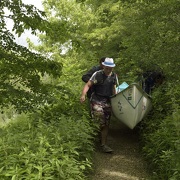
{"left": 0, "top": 0, "right": 62, "bottom": 111}
{"left": 0, "top": 112, "right": 96, "bottom": 179}
{"left": 0, "top": 0, "right": 179, "bottom": 179}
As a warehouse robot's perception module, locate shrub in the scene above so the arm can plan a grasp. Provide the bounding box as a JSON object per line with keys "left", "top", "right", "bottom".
{"left": 0, "top": 109, "right": 96, "bottom": 179}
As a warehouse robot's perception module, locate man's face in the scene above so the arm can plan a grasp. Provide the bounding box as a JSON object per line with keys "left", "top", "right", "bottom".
{"left": 103, "top": 66, "right": 113, "bottom": 75}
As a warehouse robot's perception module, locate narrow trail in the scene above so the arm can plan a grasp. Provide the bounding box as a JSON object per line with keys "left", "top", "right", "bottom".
{"left": 89, "top": 117, "right": 151, "bottom": 180}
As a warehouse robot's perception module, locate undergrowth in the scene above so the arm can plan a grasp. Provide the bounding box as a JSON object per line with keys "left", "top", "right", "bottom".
{"left": 0, "top": 107, "right": 97, "bottom": 179}
{"left": 140, "top": 83, "right": 180, "bottom": 180}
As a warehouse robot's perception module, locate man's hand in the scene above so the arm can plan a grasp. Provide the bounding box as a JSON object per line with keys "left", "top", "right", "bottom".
{"left": 80, "top": 81, "right": 92, "bottom": 103}
{"left": 80, "top": 95, "right": 86, "bottom": 103}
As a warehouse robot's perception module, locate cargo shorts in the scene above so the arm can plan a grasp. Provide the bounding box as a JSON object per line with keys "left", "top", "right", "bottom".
{"left": 90, "top": 100, "right": 111, "bottom": 126}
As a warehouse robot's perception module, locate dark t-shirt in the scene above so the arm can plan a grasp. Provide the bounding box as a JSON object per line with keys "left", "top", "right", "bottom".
{"left": 90, "top": 70, "right": 116, "bottom": 101}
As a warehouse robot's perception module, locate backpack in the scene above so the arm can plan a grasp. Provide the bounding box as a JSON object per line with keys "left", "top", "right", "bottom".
{"left": 82, "top": 65, "right": 101, "bottom": 98}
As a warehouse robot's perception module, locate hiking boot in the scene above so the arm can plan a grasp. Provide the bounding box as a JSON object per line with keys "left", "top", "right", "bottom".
{"left": 101, "top": 145, "right": 113, "bottom": 153}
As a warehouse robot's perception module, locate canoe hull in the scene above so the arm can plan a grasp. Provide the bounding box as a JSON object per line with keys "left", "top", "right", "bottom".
{"left": 111, "top": 83, "right": 152, "bottom": 129}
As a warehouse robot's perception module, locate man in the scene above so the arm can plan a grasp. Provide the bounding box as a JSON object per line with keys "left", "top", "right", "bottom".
{"left": 141, "top": 70, "right": 165, "bottom": 94}
{"left": 80, "top": 58, "right": 117, "bottom": 153}
{"left": 82, "top": 57, "right": 105, "bottom": 98}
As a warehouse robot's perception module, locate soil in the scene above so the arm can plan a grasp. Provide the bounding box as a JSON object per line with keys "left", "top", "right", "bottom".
{"left": 88, "top": 117, "right": 151, "bottom": 180}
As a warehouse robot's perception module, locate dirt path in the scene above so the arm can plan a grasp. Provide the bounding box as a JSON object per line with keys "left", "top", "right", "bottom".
{"left": 89, "top": 117, "right": 151, "bottom": 180}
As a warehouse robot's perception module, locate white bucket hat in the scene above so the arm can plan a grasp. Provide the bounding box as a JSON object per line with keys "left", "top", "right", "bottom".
{"left": 102, "top": 58, "right": 115, "bottom": 67}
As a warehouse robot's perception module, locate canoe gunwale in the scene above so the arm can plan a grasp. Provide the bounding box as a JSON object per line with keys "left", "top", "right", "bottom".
{"left": 111, "top": 83, "right": 152, "bottom": 100}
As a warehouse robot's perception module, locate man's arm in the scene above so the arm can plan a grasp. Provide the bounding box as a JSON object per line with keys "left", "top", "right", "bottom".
{"left": 113, "top": 73, "right": 118, "bottom": 94}
{"left": 80, "top": 81, "right": 93, "bottom": 103}
{"left": 113, "top": 85, "right": 117, "bottom": 95}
